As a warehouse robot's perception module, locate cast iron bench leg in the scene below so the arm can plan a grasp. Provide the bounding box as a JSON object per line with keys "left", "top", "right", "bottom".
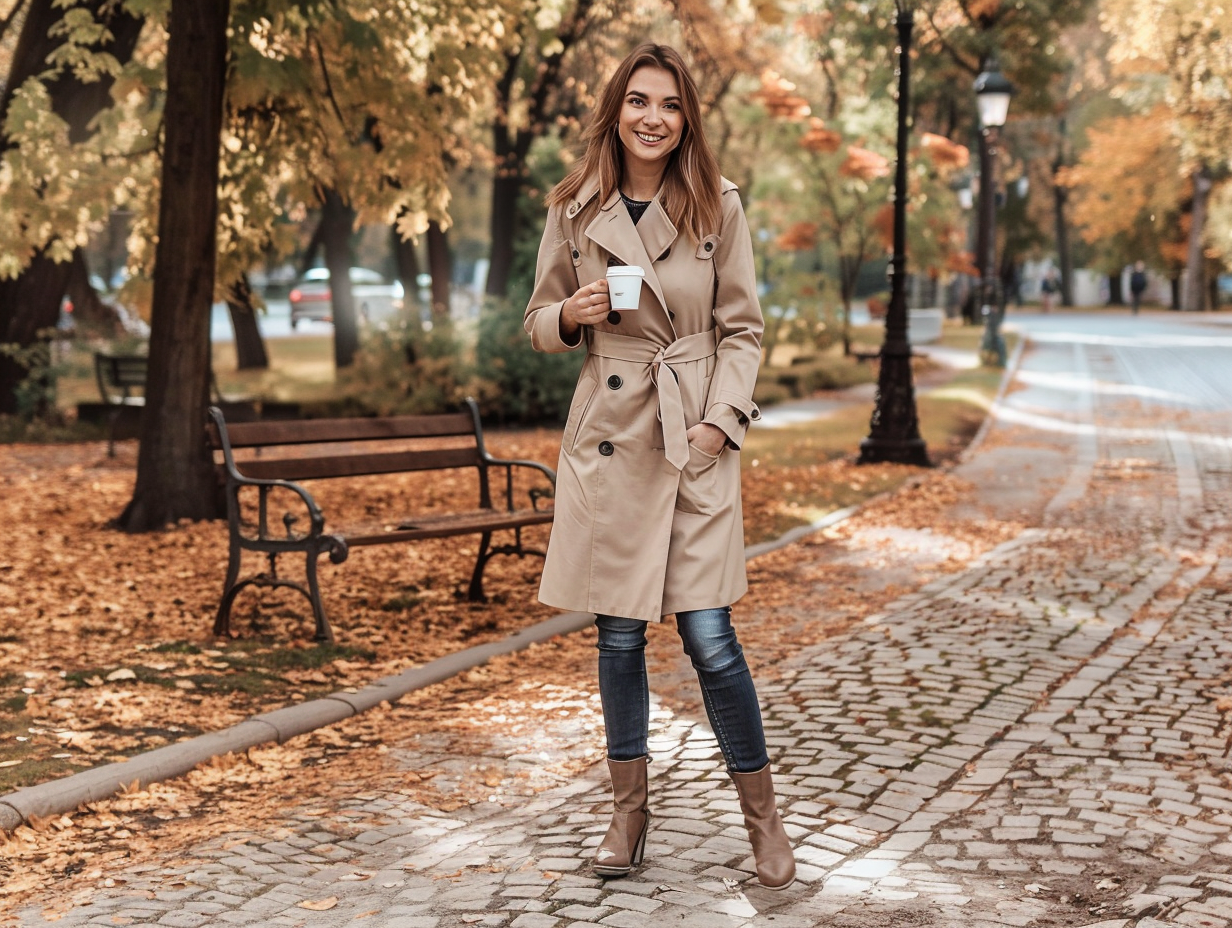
{"left": 305, "top": 550, "right": 336, "bottom": 643}
{"left": 467, "top": 530, "right": 494, "bottom": 602}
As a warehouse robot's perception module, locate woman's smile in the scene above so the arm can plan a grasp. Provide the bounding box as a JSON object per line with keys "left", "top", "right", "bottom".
{"left": 618, "top": 66, "right": 684, "bottom": 171}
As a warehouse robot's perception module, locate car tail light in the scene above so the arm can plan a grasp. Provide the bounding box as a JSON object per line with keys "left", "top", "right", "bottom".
{"left": 289, "top": 288, "right": 302, "bottom": 303}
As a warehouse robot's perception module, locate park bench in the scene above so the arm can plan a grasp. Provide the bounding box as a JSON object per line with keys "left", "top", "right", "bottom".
{"left": 95, "top": 352, "right": 230, "bottom": 455}
{"left": 205, "top": 399, "right": 556, "bottom": 642}
{"left": 94, "top": 352, "right": 148, "bottom": 456}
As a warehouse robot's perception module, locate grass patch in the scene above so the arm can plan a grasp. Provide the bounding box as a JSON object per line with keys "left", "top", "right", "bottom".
{"left": 229, "top": 642, "right": 376, "bottom": 672}
{"left": 212, "top": 336, "right": 338, "bottom": 404}
{"left": 0, "top": 755, "right": 79, "bottom": 792}
{"left": 150, "top": 641, "right": 202, "bottom": 655}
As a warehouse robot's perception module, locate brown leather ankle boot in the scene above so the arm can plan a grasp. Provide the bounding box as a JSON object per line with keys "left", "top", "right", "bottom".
{"left": 730, "top": 763, "right": 795, "bottom": 889}
{"left": 593, "top": 756, "right": 649, "bottom": 877}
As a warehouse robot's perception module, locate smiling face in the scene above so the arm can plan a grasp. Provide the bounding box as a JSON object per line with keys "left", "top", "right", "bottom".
{"left": 617, "top": 66, "right": 685, "bottom": 179}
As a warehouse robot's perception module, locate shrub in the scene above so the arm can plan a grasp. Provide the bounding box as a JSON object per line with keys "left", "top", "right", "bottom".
{"left": 474, "top": 298, "right": 583, "bottom": 425}
{"left": 756, "top": 356, "right": 875, "bottom": 403}
{"left": 753, "top": 377, "right": 792, "bottom": 408}
{"left": 309, "top": 319, "right": 491, "bottom": 418}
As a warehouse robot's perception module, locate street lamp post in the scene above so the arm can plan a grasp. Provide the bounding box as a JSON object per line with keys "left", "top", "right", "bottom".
{"left": 974, "top": 61, "right": 1013, "bottom": 367}
{"left": 858, "top": 2, "right": 929, "bottom": 467}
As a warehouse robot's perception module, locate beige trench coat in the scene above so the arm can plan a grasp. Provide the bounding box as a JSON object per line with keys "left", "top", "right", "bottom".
{"left": 524, "top": 176, "right": 764, "bottom": 622}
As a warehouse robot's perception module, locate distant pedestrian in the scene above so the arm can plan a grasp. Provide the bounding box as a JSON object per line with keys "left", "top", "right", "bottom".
{"left": 1040, "top": 268, "right": 1059, "bottom": 313}
{"left": 1130, "top": 261, "right": 1148, "bottom": 315}
{"left": 524, "top": 44, "right": 795, "bottom": 889}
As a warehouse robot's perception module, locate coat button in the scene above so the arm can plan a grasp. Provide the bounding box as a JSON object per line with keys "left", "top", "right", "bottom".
{"left": 704, "top": 241, "right": 714, "bottom": 252}
{"left": 658, "top": 248, "right": 670, "bottom": 260}
{"left": 607, "top": 374, "right": 622, "bottom": 390}
{"left": 750, "top": 408, "right": 761, "bottom": 420}
{"left": 598, "top": 440, "right": 614, "bottom": 456}
{"left": 738, "top": 413, "right": 748, "bottom": 425}
{"left": 572, "top": 249, "right": 580, "bottom": 259}
{"left": 607, "top": 310, "right": 621, "bottom": 325}
{"left": 668, "top": 311, "right": 675, "bottom": 320}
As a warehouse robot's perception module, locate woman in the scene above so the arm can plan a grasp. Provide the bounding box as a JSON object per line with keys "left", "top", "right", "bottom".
{"left": 524, "top": 44, "right": 795, "bottom": 890}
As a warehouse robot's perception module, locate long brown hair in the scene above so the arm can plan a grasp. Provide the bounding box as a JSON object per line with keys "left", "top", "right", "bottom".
{"left": 546, "top": 44, "right": 722, "bottom": 243}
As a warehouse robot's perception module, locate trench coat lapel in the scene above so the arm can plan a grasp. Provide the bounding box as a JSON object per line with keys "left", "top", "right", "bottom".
{"left": 584, "top": 192, "right": 677, "bottom": 325}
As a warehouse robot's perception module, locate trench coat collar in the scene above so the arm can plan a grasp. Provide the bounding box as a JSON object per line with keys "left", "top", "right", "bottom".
{"left": 569, "top": 177, "right": 678, "bottom": 325}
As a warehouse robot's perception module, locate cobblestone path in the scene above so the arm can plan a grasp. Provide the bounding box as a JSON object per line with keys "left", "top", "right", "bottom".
{"left": 12, "top": 325, "right": 1232, "bottom": 927}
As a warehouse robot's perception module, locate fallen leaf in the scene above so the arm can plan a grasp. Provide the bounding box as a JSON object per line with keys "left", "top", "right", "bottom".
{"left": 105, "top": 668, "right": 137, "bottom": 682}
{"left": 296, "top": 896, "right": 339, "bottom": 911}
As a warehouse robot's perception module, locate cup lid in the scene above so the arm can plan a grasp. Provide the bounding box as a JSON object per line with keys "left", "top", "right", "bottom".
{"left": 606, "top": 265, "right": 645, "bottom": 278}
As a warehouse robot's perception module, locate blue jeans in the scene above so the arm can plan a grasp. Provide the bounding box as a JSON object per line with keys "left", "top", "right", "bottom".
{"left": 596, "top": 607, "right": 770, "bottom": 773}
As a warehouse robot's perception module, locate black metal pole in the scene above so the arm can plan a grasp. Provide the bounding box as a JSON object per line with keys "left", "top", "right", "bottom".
{"left": 978, "top": 125, "right": 1006, "bottom": 365}
{"left": 859, "top": 6, "right": 929, "bottom": 467}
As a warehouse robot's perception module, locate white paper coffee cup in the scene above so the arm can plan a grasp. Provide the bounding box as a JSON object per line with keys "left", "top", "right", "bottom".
{"left": 606, "top": 265, "right": 645, "bottom": 311}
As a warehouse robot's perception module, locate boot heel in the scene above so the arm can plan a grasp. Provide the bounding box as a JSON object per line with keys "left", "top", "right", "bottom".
{"left": 631, "top": 811, "right": 649, "bottom": 866}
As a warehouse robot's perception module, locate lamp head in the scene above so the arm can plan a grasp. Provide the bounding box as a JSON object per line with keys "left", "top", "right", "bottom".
{"left": 974, "top": 63, "right": 1014, "bottom": 129}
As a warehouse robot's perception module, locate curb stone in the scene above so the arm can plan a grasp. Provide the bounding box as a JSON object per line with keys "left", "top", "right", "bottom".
{"left": 0, "top": 345, "right": 997, "bottom": 835}
{"left": 0, "top": 610, "right": 595, "bottom": 833}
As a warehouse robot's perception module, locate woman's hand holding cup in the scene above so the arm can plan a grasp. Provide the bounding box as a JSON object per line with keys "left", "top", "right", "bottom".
{"left": 560, "top": 279, "right": 611, "bottom": 339}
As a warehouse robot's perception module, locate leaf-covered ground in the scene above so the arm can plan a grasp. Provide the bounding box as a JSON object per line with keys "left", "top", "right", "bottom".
{"left": 0, "top": 367, "right": 1003, "bottom": 912}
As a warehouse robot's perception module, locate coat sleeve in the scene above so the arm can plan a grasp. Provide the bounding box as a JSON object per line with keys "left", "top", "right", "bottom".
{"left": 703, "top": 187, "right": 764, "bottom": 449}
{"left": 525, "top": 206, "right": 583, "bottom": 352}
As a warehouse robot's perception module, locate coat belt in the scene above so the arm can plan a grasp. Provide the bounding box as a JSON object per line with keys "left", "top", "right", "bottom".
{"left": 587, "top": 328, "right": 719, "bottom": 471}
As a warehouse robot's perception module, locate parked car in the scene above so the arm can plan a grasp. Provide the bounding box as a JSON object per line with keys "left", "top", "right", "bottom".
{"left": 288, "top": 267, "right": 404, "bottom": 328}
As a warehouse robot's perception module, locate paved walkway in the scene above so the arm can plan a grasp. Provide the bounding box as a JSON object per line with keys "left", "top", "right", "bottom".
{"left": 12, "top": 323, "right": 1232, "bottom": 927}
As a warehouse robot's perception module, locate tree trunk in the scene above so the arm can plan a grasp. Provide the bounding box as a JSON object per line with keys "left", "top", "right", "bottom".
{"left": 118, "top": 0, "right": 229, "bottom": 530}
{"left": 1170, "top": 275, "right": 1181, "bottom": 310}
{"left": 0, "top": 0, "right": 143, "bottom": 414}
{"left": 427, "top": 220, "right": 451, "bottom": 322}
{"left": 226, "top": 274, "right": 268, "bottom": 370}
{"left": 1052, "top": 116, "right": 1074, "bottom": 307}
{"left": 485, "top": 51, "right": 524, "bottom": 300}
{"left": 486, "top": 162, "right": 521, "bottom": 299}
{"left": 0, "top": 255, "right": 72, "bottom": 414}
{"left": 391, "top": 221, "right": 421, "bottom": 321}
{"left": 299, "top": 217, "right": 325, "bottom": 275}
{"left": 839, "top": 254, "right": 860, "bottom": 357}
{"left": 1107, "top": 273, "right": 1123, "bottom": 306}
{"left": 1183, "top": 167, "right": 1212, "bottom": 312}
{"left": 321, "top": 188, "right": 359, "bottom": 368}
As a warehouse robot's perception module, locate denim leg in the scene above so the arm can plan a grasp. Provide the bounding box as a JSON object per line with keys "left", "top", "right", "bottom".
{"left": 595, "top": 615, "right": 650, "bottom": 761}
{"left": 675, "top": 607, "right": 770, "bottom": 773}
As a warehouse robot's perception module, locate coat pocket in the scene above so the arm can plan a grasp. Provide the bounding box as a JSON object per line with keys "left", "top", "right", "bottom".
{"left": 675, "top": 443, "right": 724, "bottom": 516}
{"left": 562, "top": 374, "right": 598, "bottom": 455}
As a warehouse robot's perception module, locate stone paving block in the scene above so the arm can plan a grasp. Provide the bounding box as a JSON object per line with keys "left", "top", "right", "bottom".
{"left": 510, "top": 915, "right": 561, "bottom": 927}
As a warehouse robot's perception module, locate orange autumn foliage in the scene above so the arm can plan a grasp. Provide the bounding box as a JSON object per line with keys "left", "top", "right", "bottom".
{"left": 920, "top": 132, "right": 970, "bottom": 172}
{"left": 800, "top": 118, "right": 842, "bottom": 154}
{"left": 752, "top": 69, "right": 811, "bottom": 120}
{"left": 840, "top": 146, "right": 890, "bottom": 181}
{"left": 1057, "top": 107, "right": 1184, "bottom": 247}
{"left": 776, "top": 221, "right": 819, "bottom": 251}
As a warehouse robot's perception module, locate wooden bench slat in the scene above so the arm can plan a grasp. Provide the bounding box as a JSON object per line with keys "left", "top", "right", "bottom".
{"left": 343, "top": 508, "right": 555, "bottom": 546}
{"left": 219, "top": 411, "right": 476, "bottom": 447}
{"left": 234, "top": 446, "right": 483, "bottom": 481}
